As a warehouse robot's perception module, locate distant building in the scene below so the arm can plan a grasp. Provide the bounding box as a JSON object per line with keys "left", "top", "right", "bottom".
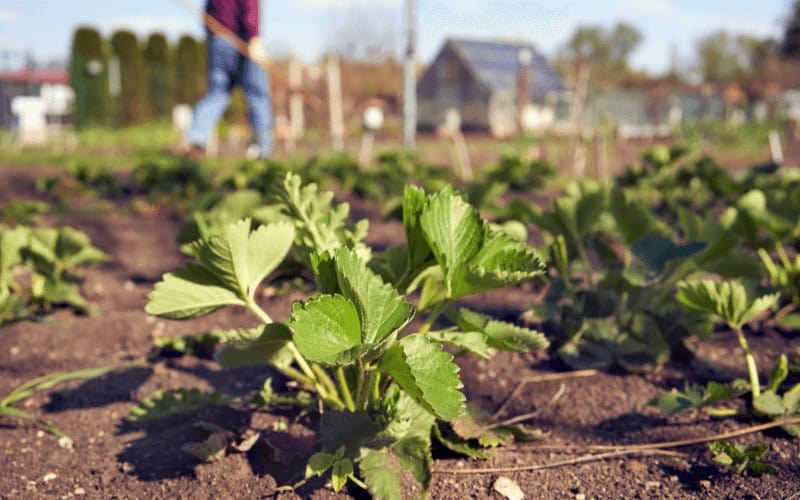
{"left": 0, "top": 69, "right": 73, "bottom": 129}
{"left": 417, "top": 37, "right": 566, "bottom": 137}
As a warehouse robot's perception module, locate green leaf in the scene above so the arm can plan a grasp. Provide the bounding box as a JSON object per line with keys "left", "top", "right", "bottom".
{"left": 335, "top": 248, "right": 414, "bottom": 345}
{"left": 419, "top": 187, "right": 481, "bottom": 298}
{"left": 709, "top": 440, "right": 777, "bottom": 476}
{"left": 378, "top": 335, "right": 465, "bottom": 421}
{"left": 40, "top": 279, "right": 90, "bottom": 312}
{"left": 402, "top": 185, "right": 432, "bottom": 271}
{"left": 452, "top": 308, "right": 549, "bottom": 352}
{"left": 360, "top": 449, "right": 403, "bottom": 500}
{"left": 768, "top": 355, "right": 789, "bottom": 392}
{"left": 214, "top": 324, "right": 293, "bottom": 368}
{"left": 1, "top": 364, "right": 120, "bottom": 408}
{"left": 609, "top": 186, "right": 669, "bottom": 244}
{"left": 290, "top": 295, "right": 362, "bottom": 365}
{"left": 146, "top": 263, "right": 245, "bottom": 319}
{"left": 753, "top": 391, "right": 785, "bottom": 416}
{"left": 676, "top": 280, "right": 778, "bottom": 330}
{"left": 427, "top": 330, "right": 491, "bottom": 359}
{"left": 189, "top": 219, "right": 294, "bottom": 301}
{"left": 464, "top": 229, "right": 545, "bottom": 296}
{"left": 306, "top": 452, "right": 337, "bottom": 477}
{"left": 360, "top": 436, "right": 432, "bottom": 500}
{"left": 331, "top": 458, "right": 354, "bottom": 492}
{"left": 631, "top": 236, "right": 706, "bottom": 274}
{"left": 432, "top": 422, "right": 494, "bottom": 459}
{"left": 648, "top": 380, "right": 748, "bottom": 416}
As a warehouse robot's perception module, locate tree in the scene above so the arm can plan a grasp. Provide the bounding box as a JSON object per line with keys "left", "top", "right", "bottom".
{"left": 142, "top": 33, "right": 174, "bottom": 119}
{"left": 781, "top": 0, "right": 800, "bottom": 58}
{"left": 69, "top": 26, "right": 111, "bottom": 129}
{"left": 608, "top": 23, "right": 643, "bottom": 72}
{"left": 558, "top": 22, "right": 643, "bottom": 85}
{"left": 110, "top": 30, "right": 148, "bottom": 125}
{"left": 693, "top": 31, "right": 773, "bottom": 84}
{"left": 174, "top": 35, "right": 204, "bottom": 105}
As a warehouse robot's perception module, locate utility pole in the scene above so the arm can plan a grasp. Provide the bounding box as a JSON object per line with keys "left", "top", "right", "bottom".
{"left": 403, "top": 0, "right": 417, "bottom": 150}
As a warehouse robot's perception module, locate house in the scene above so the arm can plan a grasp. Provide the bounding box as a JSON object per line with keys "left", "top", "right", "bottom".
{"left": 0, "top": 69, "right": 73, "bottom": 129}
{"left": 417, "top": 37, "right": 565, "bottom": 137}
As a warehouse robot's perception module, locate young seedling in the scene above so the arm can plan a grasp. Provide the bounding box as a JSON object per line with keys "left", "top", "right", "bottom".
{"left": 144, "top": 181, "right": 549, "bottom": 497}
{"left": 675, "top": 279, "right": 778, "bottom": 404}
{"left": 0, "top": 364, "right": 128, "bottom": 436}
{"left": 708, "top": 440, "right": 778, "bottom": 476}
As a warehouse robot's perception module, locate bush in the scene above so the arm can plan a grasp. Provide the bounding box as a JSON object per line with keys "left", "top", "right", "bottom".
{"left": 110, "top": 30, "right": 149, "bottom": 125}
{"left": 69, "top": 26, "right": 112, "bottom": 129}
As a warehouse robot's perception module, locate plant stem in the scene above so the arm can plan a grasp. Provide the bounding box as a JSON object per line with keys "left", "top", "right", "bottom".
{"left": 356, "top": 370, "right": 375, "bottom": 411}
{"left": 336, "top": 366, "right": 356, "bottom": 412}
{"left": 369, "top": 372, "right": 381, "bottom": 407}
{"left": 312, "top": 364, "right": 338, "bottom": 398}
{"left": 273, "top": 365, "right": 316, "bottom": 389}
{"left": 734, "top": 327, "right": 761, "bottom": 401}
{"left": 247, "top": 300, "right": 274, "bottom": 324}
{"left": 286, "top": 343, "right": 317, "bottom": 384}
{"left": 418, "top": 301, "right": 449, "bottom": 335}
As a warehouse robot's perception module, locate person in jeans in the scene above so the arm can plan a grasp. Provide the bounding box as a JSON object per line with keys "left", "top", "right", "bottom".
{"left": 183, "top": 0, "right": 272, "bottom": 159}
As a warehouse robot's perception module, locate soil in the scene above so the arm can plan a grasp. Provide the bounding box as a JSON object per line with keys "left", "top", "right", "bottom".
{"left": 1, "top": 164, "right": 799, "bottom": 500}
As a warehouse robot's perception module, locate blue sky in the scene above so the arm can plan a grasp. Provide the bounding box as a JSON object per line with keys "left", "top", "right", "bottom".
{"left": 0, "top": 0, "right": 793, "bottom": 74}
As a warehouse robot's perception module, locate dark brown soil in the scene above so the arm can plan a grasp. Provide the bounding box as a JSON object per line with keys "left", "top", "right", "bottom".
{"left": 1, "top": 165, "right": 799, "bottom": 499}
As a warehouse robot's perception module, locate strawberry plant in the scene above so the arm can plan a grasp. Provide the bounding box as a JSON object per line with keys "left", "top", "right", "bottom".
{"left": 522, "top": 181, "right": 755, "bottom": 370}
{"left": 143, "top": 178, "right": 548, "bottom": 497}
{"left": 0, "top": 223, "right": 108, "bottom": 324}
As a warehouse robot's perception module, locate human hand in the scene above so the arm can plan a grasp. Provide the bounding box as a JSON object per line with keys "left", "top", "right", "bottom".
{"left": 248, "top": 36, "right": 268, "bottom": 66}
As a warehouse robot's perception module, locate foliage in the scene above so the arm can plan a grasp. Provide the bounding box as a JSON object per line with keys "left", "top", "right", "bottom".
{"left": 0, "top": 364, "right": 123, "bottom": 436}
{"left": 70, "top": 26, "right": 112, "bottom": 129}
{"left": 174, "top": 35, "right": 205, "bottom": 105}
{"left": 110, "top": 29, "right": 149, "bottom": 125}
{"left": 709, "top": 440, "right": 778, "bottom": 476}
{"left": 558, "top": 22, "right": 643, "bottom": 84}
{"left": 143, "top": 179, "right": 548, "bottom": 497}
{"left": 0, "top": 223, "right": 108, "bottom": 325}
{"left": 131, "top": 155, "right": 213, "bottom": 204}
{"left": 142, "top": 32, "right": 174, "bottom": 120}
{"left": 484, "top": 153, "right": 554, "bottom": 191}
{"left": 0, "top": 200, "right": 48, "bottom": 225}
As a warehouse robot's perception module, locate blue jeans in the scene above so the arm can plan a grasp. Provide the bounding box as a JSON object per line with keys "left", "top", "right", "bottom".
{"left": 186, "top": 34, "right": 273, "bottom": 156}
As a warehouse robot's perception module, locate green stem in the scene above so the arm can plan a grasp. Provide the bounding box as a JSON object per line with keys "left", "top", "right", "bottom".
{"left": 356, "top": 370, "right": 374, "bottom": 411}
{"left": 287, "top": 343, "right": 317, "bottom": 384}
{"left": 247, "top": 299, "right": 274, "bottom": 324}
{"left": 336, "top": 366, "right": 356, "bottom": 412}
{"left": 418, "top": 301, "right": 449, "bottom": 335}
{"left": 312, "top": 364, "right": 338, "bottom": 397}
{"left": 273, "top": 365, "right": 316, "bottom": 389}
{"left": 735, "top": 327, "right": 761, "bottom": 401}
{"left": 369, "top": 372, "right": 381, "bottom": 407}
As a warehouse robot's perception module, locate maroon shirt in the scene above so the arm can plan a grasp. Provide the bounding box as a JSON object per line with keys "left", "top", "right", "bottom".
{"left": 206, "top": 0, "right": 260, "bottom": 40}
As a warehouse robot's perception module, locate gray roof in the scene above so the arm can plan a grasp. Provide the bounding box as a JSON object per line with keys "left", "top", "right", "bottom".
{"left": 447, "top": 37, "right": 565, "bottom": 99}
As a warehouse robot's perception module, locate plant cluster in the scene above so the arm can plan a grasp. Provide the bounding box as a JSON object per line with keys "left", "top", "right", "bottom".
{"left": 141, "top": 173, "right": 548, "bottom": 497}
{"left": 0, "top": 223, "right": 108, "bottom": 325}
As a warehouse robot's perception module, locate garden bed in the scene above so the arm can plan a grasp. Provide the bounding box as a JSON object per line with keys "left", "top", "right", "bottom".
{"left": 0, "top": 164, "right": 799, "bottom": 499}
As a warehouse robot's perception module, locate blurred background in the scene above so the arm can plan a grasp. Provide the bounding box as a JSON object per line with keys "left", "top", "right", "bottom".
{"left": 1, "top": 0, "right": 799, "bottom": 172}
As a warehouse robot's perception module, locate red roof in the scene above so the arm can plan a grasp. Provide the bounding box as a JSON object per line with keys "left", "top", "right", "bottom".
{"left": 1, "top": 70, "right": 69, "bottom": 85}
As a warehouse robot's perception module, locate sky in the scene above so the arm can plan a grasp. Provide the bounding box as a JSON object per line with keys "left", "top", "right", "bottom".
{"left": 0, "top": 0, "right": 794, "bottom": 75}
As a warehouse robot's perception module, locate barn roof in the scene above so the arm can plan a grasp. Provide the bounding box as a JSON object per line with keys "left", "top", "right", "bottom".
{"left": 447, "top": 37, "right": 565, "bottom": 98}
